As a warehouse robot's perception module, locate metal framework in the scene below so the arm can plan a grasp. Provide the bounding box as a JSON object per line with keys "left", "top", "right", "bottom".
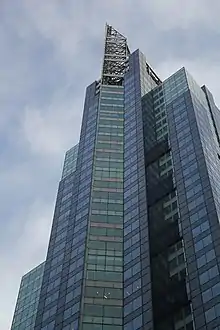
{"left": 102, "top": 24, "right": 130, "bottom": 86}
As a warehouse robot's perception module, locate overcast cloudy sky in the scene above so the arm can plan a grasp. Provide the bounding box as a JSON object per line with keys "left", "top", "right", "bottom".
{"left": 1, "top": 0, "right": 220, "bottom": 328}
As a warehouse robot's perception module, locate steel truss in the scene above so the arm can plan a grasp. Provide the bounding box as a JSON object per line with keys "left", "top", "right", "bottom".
{"left": 102, "top": 24, "right": 130, "bottom": 86}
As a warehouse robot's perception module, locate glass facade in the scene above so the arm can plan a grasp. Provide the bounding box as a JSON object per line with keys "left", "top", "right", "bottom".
{"left": 80, "top": 84, "right": 124, "bottom": 330}
{"left": 11, "top": 262, "right": 45, "bottom": 330}
{"left": 166, "top": 69, "right": 220, "bottom": 330}
{"left": 62, "top": 144, "right": 79, "bottom": 180}
{"left": 11, "top": 25, "right": 220, "bottom": 330}
{"left": 123, "top": 50, "right": 160, "bottom": 330}
{"left": 142, "top": 67, "right": 220, "bottom": 329}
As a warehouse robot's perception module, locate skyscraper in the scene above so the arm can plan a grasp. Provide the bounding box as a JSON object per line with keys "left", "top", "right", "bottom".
{"left": 12, "top": 25, "right": 220, "bottom": 330}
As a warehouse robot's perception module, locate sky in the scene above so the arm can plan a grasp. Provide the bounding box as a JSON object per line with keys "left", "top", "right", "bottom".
{"left": 1, "top": 0, "right": 220, "bottom": 328}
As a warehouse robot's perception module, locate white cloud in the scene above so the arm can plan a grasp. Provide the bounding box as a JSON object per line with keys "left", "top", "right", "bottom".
{"left": 139, "top": 0, "right": 220, "bottom": 31}
{"left": 0, "top": 200, "right": 52, "bottom": 329}
{"left": 22, "top": 0, "right": 90, "bottom": 69}
{"left": 22, "top": 85, "right": 82, "bottom": 156}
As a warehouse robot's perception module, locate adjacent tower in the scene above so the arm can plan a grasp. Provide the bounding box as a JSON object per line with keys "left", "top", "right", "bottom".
{"left": 11, "top": 25, "right": 220, "bottom": 330}
{"left": 11, "top": 262, "right": 45, "bottom": 330}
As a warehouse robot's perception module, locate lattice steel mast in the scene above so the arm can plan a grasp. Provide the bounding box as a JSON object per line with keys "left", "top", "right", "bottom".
{"left": 101, "top": 24, "right": 130, "bottom": 86}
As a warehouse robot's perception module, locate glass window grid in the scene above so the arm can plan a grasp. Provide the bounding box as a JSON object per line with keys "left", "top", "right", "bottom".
{"left": 94, "top": 171, "right": 123, "bottom": 180}
{"left": 98, "top": 112, "right": 123, "bottom": 123}
{"left": 199, "top": 265, "right": 219, "bottom": 285}
{"left": 124, "top": 261, "right": 141, "bottom": 280}
{"left": 163, "top": 197, "right": 177, "bottom": 213}
{"left": 159, "top": 152, "right": 173, "bottom": 178}
{"left": 123, "top": 80, "right": 143, "bottom": 330}
{"left": 163, "top": 193, "right": 178, "bottom": 218}
{"left": 92, "top": 203, "right": 123, "bottom": 212}
{"left": 124, "top": 314, "right": 142, "bottom": 330}
{"left": 154, "top": 101, "right": 169, "bottom": 141}
{"left": 90, "top": 214, "right": 123, "bottom": 224}
{"left": 42, "top": 305, "right": 57, "bottom": 322}
{"left": 96, "top": 143, "right": 123, "bottom": 150}
{"left": 192, "top": 220, "right": 210, "bottom": 238}
{"left": 124, "top": 296, "right": 142, "bottom": 317}
{"left": 195, "top": 234, "right": 213, "bottom": 252}
{"left": 45, "top": 291, "right": 59, "bottom": 307}
{"left": 124, "top": 278, "right": 141, "bottom": 298}
{"left": 197, "top": 249, "right": 216, "bottom": 269}
{"left": 63, "top": 302, "right": 80, "bottom": 320}
{"left": 205, "top": 302, "right": 220, "bottom": 323}
{"left": 12, "top": 263, "right": 45, "bottom": 329}
{"left": 92, "top": 209, "right": 123, "bottom": 216}
{"left": 202, "top": 282, "right": 220, "bottom": 303}
{"left": 82, "top": 316, "right": 122, "bottom": 327}
{"left": 93, "top": 180, "right": 123, "bottom": 190}
{"left": 85, "top": 286, "right": 122, "bottom": 300}
{"left": 168, "top": 241, "right": 186, "bottom": 279}
{"left": 67, "top": 270, "right": 83, "bottom": 288}
{"left": 161, "top": 72, "right": 220, "bottom": 330}
{"left": 174, "top": 306, "right": 193, "bottom": 330}
{"left": 92, "top": 198, "right": 123, "bottom": 205}
{"left": 62, "top": 320, "right": 78, "bottom": 330}
{"left": 98, "top": 127, "right": 123, "bottom": 135}
{"left": 83, "top": 303, "right": 122, "bottom": 319}
{"left": 99, "top": 113, "right": 124, "bottom": 121}
{"left": 99, "top": 122, "right": 123, "bottom": 129}
{"left": 124, "top": 247, "right": 140, "bottom": 265}
{"left": 87, "top": 253, "right": 122, "bottom": 271}
{"left": 80, "top": 88, "right": 124, "bottom": 328}
{"left": 95, "top": 156, "right": 123, "bottom": 163}
{"left": 86, "top": 270, "right": 122, "bottom": 282}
